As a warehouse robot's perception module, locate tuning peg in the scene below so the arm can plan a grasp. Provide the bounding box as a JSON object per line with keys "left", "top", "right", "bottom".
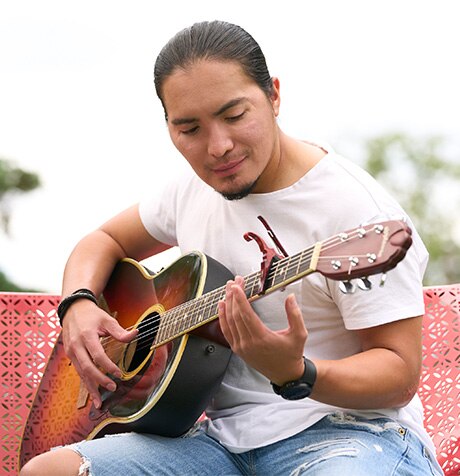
{"left": 339, "top": 281, "right": 356, "bottom": 294}
{"left": 357, "top": 277, "right": 372, "bottom": 291}
{"left": 379, "top": 273, "right": 387, "bottom": 287}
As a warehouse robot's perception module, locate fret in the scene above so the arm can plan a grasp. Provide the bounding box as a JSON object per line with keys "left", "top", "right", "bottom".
{"left": 187, "top": 301, "right": 197, "bottom": 329}
{"left": 276, "top": 256, "right": 290, "bottom": 286}
{"left": 246, "top": 275, "right": 259, "bottom": 298}
{"left": 285, "top": 255, "right": 298, "bottom": 281}
{"left": 154, "top": 321, "right": 163, "bottom": 345}
{"left": 295, "top": 251, "right": 303, "bottom": 277}
{"left": 182, "top": 309, "right": 191, "bottom": 332}
{"left": 268, "top": 266, "right": 277, "bottom": 289}
{"left": 167, "top": 307, "right": 179, "bottom": 337}
{"left": 195, "top": 295, "right": 206, "bottom": 325}
{"left": 281, "top": 256, "right": 292, "bottom": 282}
{"left": 193, "top": 295, "right": 207, "bottom": 327}
{"left": 205, "top": 295, "right": 218, "bottom": 321}
{"left": 154, "top": 309, "right": 169, "bottom": 344}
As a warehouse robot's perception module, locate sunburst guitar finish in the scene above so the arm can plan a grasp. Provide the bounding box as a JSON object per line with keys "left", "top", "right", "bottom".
{"left": 19, "top": 252, "right": 233, "bottom": 468}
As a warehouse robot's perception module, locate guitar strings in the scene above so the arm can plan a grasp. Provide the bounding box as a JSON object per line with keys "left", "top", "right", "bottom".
{"left": 98, "top": 233, "right": 376, "bottom": 362}
{"left": 98, "top": 227, "right": 376, "bottom": 355}
{"left": 100, "top": 224, "right": 388, "bottom": 358}
{"left": 97, "top": 241, "right": 315, "bottom": 349}
{"left": 98, "top": 227, "right": 377, "bottom": 357}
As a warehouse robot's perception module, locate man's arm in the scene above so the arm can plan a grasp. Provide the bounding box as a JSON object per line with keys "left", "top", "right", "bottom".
{"left": 61, "top": 204, "right": 171, "bottom": 409}
{"left": 310, "top": 316, "right": 422, "bottom": 409}
{"left": 218, "top": 276, "right": 422, "bottom": 410}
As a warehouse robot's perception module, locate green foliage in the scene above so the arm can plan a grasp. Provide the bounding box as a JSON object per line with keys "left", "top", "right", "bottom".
{"left": 0, "top": 158, "right": 41, "bottom": 291}
{"left": 361, "top": 133, "right": 460, "bottom": 285}
{"left": 0, "top": 158, "right": 41, "bottom": 234}
{"left": 0, "top": 269, "right": 28, "bottom": 292}
{"left": 0, "top": 160, "right": 40, "bottom": 193}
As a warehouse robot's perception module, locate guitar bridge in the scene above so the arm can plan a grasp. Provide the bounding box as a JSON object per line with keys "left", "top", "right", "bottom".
{"left": 76, "top": 379, "right": 89, "bottom": 409}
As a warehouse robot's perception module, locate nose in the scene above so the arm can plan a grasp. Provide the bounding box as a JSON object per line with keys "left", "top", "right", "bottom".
{"left": 207, "top": 124, "right": 233, "bottom": 158}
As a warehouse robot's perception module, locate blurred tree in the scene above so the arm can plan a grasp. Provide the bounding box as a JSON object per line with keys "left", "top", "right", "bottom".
{"left": 0, "top": 158, "right": 41, "bottom": 291}
{"left": 361, "top": 133, "right": 460, "bottom": 285}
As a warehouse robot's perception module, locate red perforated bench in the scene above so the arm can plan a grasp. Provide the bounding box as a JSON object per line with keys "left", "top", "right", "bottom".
{"left": 1, "top": 286, "right": 459, "bottom": 475}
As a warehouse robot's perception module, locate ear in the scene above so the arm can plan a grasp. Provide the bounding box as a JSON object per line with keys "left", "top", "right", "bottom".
{"left": 270, "top": 77, "right": 281, "bottom": 116}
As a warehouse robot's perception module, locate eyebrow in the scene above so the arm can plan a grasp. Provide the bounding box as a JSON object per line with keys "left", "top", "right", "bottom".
{"left": 170, "top": 98, "right": 246, "bottom": 126}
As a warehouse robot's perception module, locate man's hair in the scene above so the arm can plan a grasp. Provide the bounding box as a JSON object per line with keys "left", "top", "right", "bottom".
{"left": 154, "top": 20, "right": 274, "bottom": 118}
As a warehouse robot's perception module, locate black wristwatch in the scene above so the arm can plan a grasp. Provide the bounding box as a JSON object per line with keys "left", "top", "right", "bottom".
{"left": 271, "top": 357, "right": 317, "bottom": 400}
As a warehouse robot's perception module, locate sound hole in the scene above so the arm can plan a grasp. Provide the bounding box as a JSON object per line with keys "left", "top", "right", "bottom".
{"left": 123, "top": 311, "right": 160, "bottom": 372}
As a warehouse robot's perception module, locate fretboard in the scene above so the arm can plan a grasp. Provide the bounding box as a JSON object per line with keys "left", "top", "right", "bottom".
{"left": 153, "top": 242, "right": 320, "bottom": 348}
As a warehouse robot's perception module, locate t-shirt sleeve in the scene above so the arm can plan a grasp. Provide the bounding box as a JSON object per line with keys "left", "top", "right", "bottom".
{"left": 138, "top": 174, "right": 188, "bottom": 247}
{"left": 330, "top": 219, "right": 429, "bottom": 330}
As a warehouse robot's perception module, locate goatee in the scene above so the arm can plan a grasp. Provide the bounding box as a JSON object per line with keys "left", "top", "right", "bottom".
{"left": 220, "top": 180, "right": 258, "bottom": 201}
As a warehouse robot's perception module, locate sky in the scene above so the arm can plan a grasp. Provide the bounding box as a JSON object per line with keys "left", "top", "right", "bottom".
{"left": 0, "top": 0, "right": 459, "bottom": 293}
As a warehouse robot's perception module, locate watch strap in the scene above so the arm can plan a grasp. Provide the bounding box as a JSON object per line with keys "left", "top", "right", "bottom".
{"left": 271, "top": 356, "right": 317, "bottom": 399}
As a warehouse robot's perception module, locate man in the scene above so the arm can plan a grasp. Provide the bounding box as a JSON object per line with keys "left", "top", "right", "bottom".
{"left": 21, "top": 20, "right": 442, "bottom": 475}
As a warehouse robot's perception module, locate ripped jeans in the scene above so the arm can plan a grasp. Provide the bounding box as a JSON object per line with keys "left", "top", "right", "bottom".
{"left": 67, "top": 412, "right": 443, "bottom": 476}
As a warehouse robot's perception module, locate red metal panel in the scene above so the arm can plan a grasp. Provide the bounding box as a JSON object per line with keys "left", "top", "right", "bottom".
{"left": 420, "top": 285, "right": 460, "bottom": 475}
{"left": 1, "top": 287, "right": 459, "bottom": 474}
{"left": 0, "top": 293, "right": 60, "bottom": 475}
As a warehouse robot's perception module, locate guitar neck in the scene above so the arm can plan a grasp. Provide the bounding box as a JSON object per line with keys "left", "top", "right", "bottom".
{"left": 153, "top": 243, "right": 321, "bottom": 348}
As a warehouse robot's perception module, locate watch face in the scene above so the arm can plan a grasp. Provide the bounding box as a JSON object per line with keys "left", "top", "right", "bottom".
{"left": 282, "top": 382, "right": 312, "bottom": 400}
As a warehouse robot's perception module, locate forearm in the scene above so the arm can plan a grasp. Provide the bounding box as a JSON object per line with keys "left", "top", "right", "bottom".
{"left": 310, "top": 347, "right": 421, "bottom": 409}
{"left": 61, "top": 230, "right": 127, "bottom": 297}
{"left": 61, "top": 204, "right": 170, "bottom": 297}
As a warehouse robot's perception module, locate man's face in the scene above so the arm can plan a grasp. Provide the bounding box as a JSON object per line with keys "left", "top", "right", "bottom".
{"left": 162, "top": 59, "right": 281, "bottom": 199}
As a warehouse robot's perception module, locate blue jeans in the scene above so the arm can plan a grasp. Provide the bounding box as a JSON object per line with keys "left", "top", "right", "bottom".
{"left": 68, "top": 413, "right": 443, "bottom": 475}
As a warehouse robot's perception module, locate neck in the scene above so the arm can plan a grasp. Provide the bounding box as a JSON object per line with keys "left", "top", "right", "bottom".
{"left": 253, "top": 131, "right": 325, "bottom": 194}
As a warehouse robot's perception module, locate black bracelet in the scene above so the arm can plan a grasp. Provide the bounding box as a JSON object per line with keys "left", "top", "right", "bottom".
{"left": 57, "top": 288, "right": 98, "bottom": 326}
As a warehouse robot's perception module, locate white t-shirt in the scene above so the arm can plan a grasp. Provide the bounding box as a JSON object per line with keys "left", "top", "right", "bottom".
{"left": 139, "top": 148, "right": 435, "bottom": 456}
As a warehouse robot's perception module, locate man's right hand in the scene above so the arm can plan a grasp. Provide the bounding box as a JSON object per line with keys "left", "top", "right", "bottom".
{"left": 61, "top": 299, "right": 138, "bottom": 409}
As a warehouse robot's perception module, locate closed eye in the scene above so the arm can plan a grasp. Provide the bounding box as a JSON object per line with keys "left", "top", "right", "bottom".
{"left": 181, "top": 125, "right": 199, "bottom": 135}
{"left": 226, "top": 111, "right": 245, "bottom": 123}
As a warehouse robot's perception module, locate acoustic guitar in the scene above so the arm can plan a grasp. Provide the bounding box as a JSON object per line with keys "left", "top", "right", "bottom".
{"left": 19, "top": 219, "right": 412, "bottom": 467}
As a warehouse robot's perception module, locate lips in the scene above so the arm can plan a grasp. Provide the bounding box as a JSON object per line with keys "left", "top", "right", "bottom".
{"left": 212, "top": 158, "right": 245, "bottom": 177}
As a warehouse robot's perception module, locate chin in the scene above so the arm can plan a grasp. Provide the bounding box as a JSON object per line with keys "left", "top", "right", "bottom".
{"left": 219, "top": 180, "right": 258, "bottom": 201}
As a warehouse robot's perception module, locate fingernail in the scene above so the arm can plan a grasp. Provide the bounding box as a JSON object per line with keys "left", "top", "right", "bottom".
{"left": 107, "top": 382, "right": 116, "bottom": 392}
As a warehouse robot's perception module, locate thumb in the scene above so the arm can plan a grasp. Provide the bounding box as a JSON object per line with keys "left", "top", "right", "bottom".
{"left": 285, "top": 294, "right": 307, "bottom": 335}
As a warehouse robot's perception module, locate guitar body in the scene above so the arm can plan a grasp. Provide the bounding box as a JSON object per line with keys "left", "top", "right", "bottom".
{"left": 19, "top": 252, "right": 233, "bottom": 468}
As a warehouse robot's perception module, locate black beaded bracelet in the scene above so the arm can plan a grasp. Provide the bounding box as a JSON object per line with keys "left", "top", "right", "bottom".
{"left": 57, "top": 288, "right": 98, "bottom": 326}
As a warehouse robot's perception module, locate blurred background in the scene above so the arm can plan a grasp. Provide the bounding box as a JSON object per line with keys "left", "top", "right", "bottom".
{"left": 1, "top": 0, "right": 459, "bottom": 293}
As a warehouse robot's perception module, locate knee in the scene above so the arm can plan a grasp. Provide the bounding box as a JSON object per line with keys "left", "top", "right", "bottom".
{"left": 19, "top": 449, "right": 83, "bottom": 476}
{"left": 19, "top": 456, "right": 46, "bottom": 476}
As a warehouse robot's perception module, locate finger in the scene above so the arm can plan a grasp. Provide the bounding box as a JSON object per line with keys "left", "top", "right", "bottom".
{"left": 74, "top": 340, "right": 117, "bottom": 388}
{"left": 86, "top": 316, "right": 137, "bottom": 378}
{"left": 84, "top": 334, "right": 123, "bottom": 379}
{"left": 104, "top": 317, "right": 139, "bottom": 343}
{"left": 223, "top": 280, "right": 239, "bottom": 341}
{"left": 217, "top": 300, "right": 233, "bottom": 346}
{"left": 229, "top": 278, "right": 255, "bottom": 339}
{"left": 71, "top": 345, "right": 114, "bottom": 408}
{"left": 224, "top": 280, "right": 236, "bottom": 317}
{"left": 231, "top": 282, "right": 264, "bottom": 335}
{"left": 234, "top": 275, "right": 245, "bottom": 290}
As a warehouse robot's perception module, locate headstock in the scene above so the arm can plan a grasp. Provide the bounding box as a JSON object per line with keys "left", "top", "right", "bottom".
{"left": 316, "top": 220, "right": 413, "bottom": 292}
